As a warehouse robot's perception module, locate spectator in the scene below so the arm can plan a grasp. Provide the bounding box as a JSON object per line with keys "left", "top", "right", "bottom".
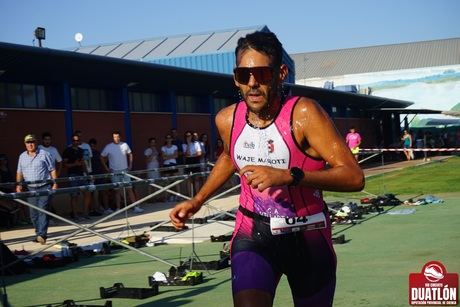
{"left": 39, "top": 132, "right": 63, "bottom": 176}
{"left": 100, "top": 131, "right": 143, "bottom": 213}
{"left": 161, "top": 134, "right": 179, "bottom": 202}
{"left": 16, "top": 134, "right": 57, "bottom": 244}
{"left": 199, "top": 133, "right": 210, "bottom": 166}
{"left": 62, "top": 133, "right": 92, "bottom": 220}
{"left": 182, "top": 131, "right": 202, "bottom": 196}
{"left": 401, "top": 129, "right": 413, "bottom": 160}
{"left": 144, "top": 137, "right": 160, "bottom": 180}
{"left": 171, "top": 128, "right": 184, "bottom": 165}
{"left": 88, "top": 138, "right": 107, "bottom": 215}
{"left": 74, "top": 130, "right": 93, "bottom": 174}
{"left": 214, "top": 138, "right": 224, "bottom": 161}
{"left": 345, "top": 126, "right": 361, "bottom": 161}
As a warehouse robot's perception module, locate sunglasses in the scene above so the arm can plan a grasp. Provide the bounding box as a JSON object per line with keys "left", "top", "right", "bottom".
{"left": 234, "top": 66, "right": 274, "bottom": 85}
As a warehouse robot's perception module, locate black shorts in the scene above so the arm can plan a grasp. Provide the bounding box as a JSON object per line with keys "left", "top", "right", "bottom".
{"left": 184, "top": 157, "right": 200, "bottom": 174}
{"left": 231, "top": 211, "right": 336, "bottom": 305}
{"left": 162, "top": 163, "right": 178, "bottom": 176}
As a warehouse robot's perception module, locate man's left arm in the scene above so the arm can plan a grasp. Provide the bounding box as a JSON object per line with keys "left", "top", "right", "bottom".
{"left": 50, "top": 170, "right": 58, "bottom": 190}
{"left": 294, "top": 98, "right": 364, "bottom": 191}
{"left": 127, "top": 152, "right": 133, "bottom": 170}
{"left": 15, "top": 171, "right": 24, "bottom": 193}
{"left": 45, "top": 153, "right": 58, "bottom": 189}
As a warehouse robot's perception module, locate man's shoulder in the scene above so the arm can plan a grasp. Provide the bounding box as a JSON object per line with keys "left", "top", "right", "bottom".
{"left": 217, "top": 103, "right": 237, "bottom": 116}
{"left": 62, "top": 146, "right": 71, "bottom": 154}
{"left": 41, "top": 145, "right": 59, "bottom": 153}
{"left": 37, "top": 148, "right": 53, "bottom": 159}
{"left": 18, "top": 151, "right": 28, "bottom": 160}
{"left": 216, "top": 103, "right": 237, "bottom": 126}
{"left": 104, "top": 142, "right": 116, "bottom": 149}
{"left": 292, "top": 96, "right": 323, "bottom": 117}
{"left": 120, "top": 142, "right": 131, "bottom": 150}
{"left": 296, "top": 96, "right": 319, "bottom": 107}
{"left": 63, "top": 146, "right": 82, "bottom": 154}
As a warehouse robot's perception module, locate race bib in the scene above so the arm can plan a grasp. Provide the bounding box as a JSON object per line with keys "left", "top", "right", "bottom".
{"left": 270, "top": 212, "right": 327, "bottom": 235}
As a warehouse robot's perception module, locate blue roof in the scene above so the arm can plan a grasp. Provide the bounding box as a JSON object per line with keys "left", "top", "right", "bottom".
{"left": 71, "top": 25, "right": 269, "bottom": 60}
{"left": 70, "top": 25, "right": 296, "bottom": 82}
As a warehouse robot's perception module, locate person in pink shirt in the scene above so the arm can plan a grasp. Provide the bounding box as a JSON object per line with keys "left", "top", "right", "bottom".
{"left": 346, "top": 127, "right": 362, "bottom": 161}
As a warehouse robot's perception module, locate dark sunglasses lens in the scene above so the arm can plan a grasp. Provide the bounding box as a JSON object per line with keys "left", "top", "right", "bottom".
{"left": 234, "top": 67, "right": 273, "bottom": 84}
{"left": 254, "top": 67, "right": 273, "bottom": 84}
{"left": 234, "top": 68, "right": 250, "bottom": 84}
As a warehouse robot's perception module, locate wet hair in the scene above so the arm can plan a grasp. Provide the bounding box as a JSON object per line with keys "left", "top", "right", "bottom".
{"left": 235, "top": 31, "right": 283, "bottom": 68}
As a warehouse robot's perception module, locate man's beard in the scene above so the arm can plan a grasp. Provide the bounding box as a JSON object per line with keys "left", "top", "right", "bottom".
{"left": 243, "top": 88, "right": 278, "bottom": 116}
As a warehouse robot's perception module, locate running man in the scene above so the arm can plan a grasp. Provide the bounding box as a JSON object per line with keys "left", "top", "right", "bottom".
{"left": 170, "top": 31, "right": 364, "bottom": 307}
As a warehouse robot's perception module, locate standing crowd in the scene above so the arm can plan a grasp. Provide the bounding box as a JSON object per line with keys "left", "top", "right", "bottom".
{"left": 0, "top": 128, "right": 216, "bottom": 245}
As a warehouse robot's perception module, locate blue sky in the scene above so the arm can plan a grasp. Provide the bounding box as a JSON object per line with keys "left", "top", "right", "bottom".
{"left": 1, "top": 0, "right": 459, "bottom": 53}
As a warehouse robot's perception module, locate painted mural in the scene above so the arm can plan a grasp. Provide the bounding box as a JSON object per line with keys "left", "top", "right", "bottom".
{"left": 299, "top": 65, "right": 460, "bottom": 123}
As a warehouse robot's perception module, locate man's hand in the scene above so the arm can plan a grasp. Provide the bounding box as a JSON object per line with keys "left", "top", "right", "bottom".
{"left": 15, "top": 184, "right": 23, "bottom": 193}
{"left": 239, "top": 165, "right": 292, "bottom": 192}
{"left": 169, "top": 199, "right": 202, "bottom": 229}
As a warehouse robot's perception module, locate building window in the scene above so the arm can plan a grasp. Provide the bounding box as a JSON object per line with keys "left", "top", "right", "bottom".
{"left": 177, "top": 95, "right": 204, "bottom": 113}
{"left": 332, "top": 106, "right": 338, "bottom": 116}
{"left": 129, "top": 91, "right": 163, "bottom": 112}
{"left": 71, "top": 87, "right": 111, "bottom": 110}
{"left": 0, "top": 82, "right": 48, "bottom": 109}
{"left": 7, "top": 83, "right": 21, "bottom": 108}
{"left": 213, "top": 97, "right": 232, "bottom": 113}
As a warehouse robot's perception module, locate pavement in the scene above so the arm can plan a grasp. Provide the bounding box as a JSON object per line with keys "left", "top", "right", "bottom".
{"left": 0, "top": 155, "right": 451, "bottom": 257}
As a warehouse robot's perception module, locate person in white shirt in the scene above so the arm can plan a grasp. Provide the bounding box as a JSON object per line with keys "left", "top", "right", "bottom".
{"left": 161, "top": 134, "right": 179, "bottom": 202}
{"left": 100, "top": 131, "right": 143, "bottom": 213}
{"left": 144, "top": 137, "right": 160, "bottom": 180}
{"left": 182, "top": 131, "right": 202, "bottom": 196}
{"left": 39, "top": 132, "right": 62, "bottom": 177}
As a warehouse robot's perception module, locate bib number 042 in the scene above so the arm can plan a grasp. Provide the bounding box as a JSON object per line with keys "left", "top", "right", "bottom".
{"left": 270, "top": 212, "right": 326, "bottom": 235}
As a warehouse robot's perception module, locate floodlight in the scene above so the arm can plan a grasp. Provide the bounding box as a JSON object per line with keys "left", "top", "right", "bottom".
{"left": 34, "top": 27, "right": 46, "bottom": 40}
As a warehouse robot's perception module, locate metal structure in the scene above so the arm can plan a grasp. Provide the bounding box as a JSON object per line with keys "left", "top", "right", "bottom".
{"left": 0, "top": 163, "right": 238, "bottom": 271}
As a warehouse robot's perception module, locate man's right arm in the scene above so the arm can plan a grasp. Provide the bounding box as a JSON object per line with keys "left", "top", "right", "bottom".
{"left": 100, "top": 155, "right": 110, "bottom": 172}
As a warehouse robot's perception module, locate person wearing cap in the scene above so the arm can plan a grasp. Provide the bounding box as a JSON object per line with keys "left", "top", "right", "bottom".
{"left": 16, "top": 134, "right": 58, "bottom": 245}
